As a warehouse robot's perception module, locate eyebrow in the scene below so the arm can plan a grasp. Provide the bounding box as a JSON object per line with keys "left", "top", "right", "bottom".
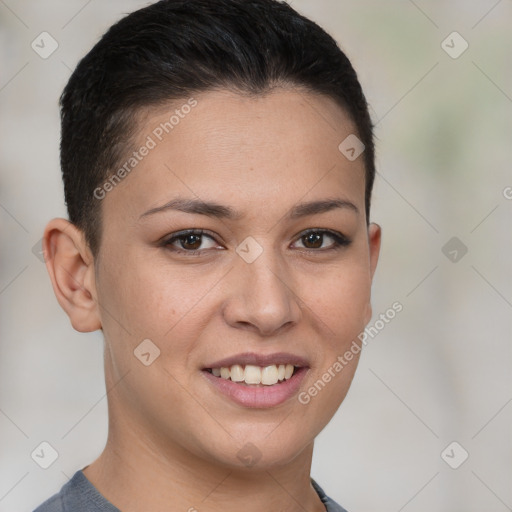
{"left": 139, "top": 197, "right": 359, "bottom": 220}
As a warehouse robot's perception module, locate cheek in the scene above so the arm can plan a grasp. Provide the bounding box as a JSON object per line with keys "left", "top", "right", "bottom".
{"left": 298, "top": 270, "right": 369, "bottom": 424}
{"left": 297, "top": 260, "right": 371, "bottom": 420}
{"left": 305, "top": 262, "right": 371, "bottom": 344}
{"left": 96, "top": 251, "right": 228, "bottom": 396}
{"left": 95, "top": 255, "right": 211, "bottom": 436}
{"left": 98, "top": 251, "right": 214, "bottom": 337}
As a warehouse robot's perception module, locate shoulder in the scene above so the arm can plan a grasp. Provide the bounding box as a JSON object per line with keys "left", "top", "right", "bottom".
{"left": 32, "top": 470, "right": 120, "bottom": 512}
{"left": 311, "top": 478, "right": 350, "bottom": 512}
{"left": 32, "top": 473, "right": 76, "bottom": 512}
{"left": 33, "top": 493, "right": 64, "bottom": 512}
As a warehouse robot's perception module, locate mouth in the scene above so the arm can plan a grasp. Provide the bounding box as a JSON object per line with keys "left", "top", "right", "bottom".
{"left": 201, "top": 353, "right": 309, "bottom": 408}
{"left": 204, "top": 363, "right": 299, "bottom": 386}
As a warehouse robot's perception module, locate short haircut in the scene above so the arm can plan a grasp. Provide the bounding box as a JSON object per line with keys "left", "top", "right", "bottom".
{"left": 60, "top": 0, "right": 375, "bottom": 255}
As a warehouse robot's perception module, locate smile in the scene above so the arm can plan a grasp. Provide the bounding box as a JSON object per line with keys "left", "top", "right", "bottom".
{"left": 201, "top": 352, "right": 310, "bottom": 407}
{"left": 206, "top": 364, "right": 297, "bottom": 386}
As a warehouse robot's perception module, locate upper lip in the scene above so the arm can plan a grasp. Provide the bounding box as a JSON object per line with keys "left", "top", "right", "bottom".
{"left": 204, "top": 352, "right": 310, "bottom": 369}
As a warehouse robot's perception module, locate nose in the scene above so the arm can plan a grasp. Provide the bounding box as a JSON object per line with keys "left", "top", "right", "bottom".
{"left": 221, "top": 246, "right": 302, "bottom": 337}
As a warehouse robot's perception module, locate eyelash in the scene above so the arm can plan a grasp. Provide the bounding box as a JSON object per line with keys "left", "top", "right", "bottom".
{"left": 161, "top": 228, "right": 351, "bottom": 255}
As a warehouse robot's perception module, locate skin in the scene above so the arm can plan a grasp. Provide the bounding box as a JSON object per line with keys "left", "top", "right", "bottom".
{"left": 44, "top": 87, "right": 381, "bottom": 512}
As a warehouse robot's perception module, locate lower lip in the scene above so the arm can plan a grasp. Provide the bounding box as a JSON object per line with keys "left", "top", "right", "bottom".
{"left": 202, "top": 367, "right": 309, "bottom": 408}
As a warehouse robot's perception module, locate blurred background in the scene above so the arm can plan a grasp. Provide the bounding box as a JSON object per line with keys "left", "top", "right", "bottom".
{"left": 1, "top": 1, "right": 511, "bottom": 510}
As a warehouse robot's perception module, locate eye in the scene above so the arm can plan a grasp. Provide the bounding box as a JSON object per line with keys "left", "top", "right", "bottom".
{"left": 161, "top": 228, "right": 351, "bottom": 255}
{"left": 162, "top": 229, "right": 221, "bottom": 254}
{"left": 292, "top": 229, "right": 351, "bottom": 251}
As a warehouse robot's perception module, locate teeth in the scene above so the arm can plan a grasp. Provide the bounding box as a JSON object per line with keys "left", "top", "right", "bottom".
{"left": 261, "top": 365, "right": 279, "bottom": 385}
{"left": 230, "top": 364, "right": 244, "bottom": 382}
{"left": 244, "top": 365, "right": 261, "bottom": 384}
{"left": 210, "top": 363, "right": 297, "bottom": 385}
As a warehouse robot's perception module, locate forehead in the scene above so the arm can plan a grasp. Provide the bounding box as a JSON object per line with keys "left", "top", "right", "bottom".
{"left": 102, "top": 87, "right": 366, "bottom": 223}
{"left": 146, "top": 87, "right": 358, "bottom": 166}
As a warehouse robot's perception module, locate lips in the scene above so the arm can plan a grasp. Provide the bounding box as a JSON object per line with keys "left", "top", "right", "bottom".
{"left": 204, "top": 351, "right": 310, "bottom": 369}
{"left": 201, "top": 352, "right": 310, "bottom": 408}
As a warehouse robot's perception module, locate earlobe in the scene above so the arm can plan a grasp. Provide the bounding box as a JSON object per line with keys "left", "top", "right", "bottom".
{"left": 43, "top": 218, "right": 101, "bottom": 332}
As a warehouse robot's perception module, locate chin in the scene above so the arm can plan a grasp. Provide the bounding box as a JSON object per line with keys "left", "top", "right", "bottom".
{"left": 198, "top": 430, "right": 313, "bottom": 472}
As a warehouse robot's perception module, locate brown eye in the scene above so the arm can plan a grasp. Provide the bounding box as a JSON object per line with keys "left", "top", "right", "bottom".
{"left": 293, "top": 229, "right": 351, "bottom": 251}
{"left": 163, "top": 230, "right": 220, "bottom": 253}
{"left": 302, "top": 232, "right": 323, "bottom": 249}
{"left": 179, "top": 233, "right": 202, "bottom": 250}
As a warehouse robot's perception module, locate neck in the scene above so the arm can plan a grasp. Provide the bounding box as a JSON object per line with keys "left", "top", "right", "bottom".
{"left": 83, "top": 421, "right": 326, "bottom": 512}
{"left": 82, "top": 389, "right": 326, "bottom": 512}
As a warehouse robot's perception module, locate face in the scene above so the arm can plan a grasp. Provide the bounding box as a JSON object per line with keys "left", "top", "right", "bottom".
{"left": 92, "top": 88, "right": 380, "bottom": 469}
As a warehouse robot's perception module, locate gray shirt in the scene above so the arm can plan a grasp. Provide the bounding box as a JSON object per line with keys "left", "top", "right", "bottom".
{"left": 33, "top": 470, "right": 348, "bottom": 512}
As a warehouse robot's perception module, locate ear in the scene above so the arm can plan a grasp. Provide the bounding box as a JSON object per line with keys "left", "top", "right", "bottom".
{"left": 368, "top": 222, "right": 381, "bottom": 281}
{"left": 43, "top": 218, "right": 101, "bottom": 332}
{"left": 364, "top": 222, "right": 382, "bottom": 324}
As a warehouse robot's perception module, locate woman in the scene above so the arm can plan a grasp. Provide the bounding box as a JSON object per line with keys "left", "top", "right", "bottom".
{"left": 35, "top": 0, "right": 381, "bottom": 510}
